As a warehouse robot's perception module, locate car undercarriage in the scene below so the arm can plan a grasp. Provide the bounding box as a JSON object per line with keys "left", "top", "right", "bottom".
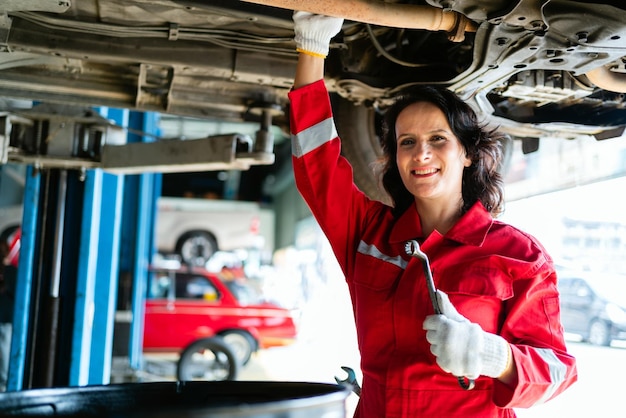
{"left": 1, "top": 0, "right": 626, "bottom": 201}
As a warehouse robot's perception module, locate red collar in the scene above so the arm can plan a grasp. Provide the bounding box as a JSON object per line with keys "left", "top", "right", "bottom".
{"left": 389, "top": 201, "right": 493, "bottom": 246}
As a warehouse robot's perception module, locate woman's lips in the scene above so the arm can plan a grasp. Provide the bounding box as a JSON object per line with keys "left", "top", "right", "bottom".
{"left": 411, "top": 168, "right": 438, "bottom": 176}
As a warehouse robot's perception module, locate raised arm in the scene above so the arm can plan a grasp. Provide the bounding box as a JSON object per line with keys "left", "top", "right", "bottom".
{"left": 294, "top": 53, "right": 325, "bottom": 89}
{"left": 292, "top": 11, "right": 343, "bottom": 89}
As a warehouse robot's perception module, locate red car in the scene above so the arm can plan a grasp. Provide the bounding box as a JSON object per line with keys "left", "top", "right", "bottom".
{"left": 143, "top": 264, "right": 299, "bottom": 373}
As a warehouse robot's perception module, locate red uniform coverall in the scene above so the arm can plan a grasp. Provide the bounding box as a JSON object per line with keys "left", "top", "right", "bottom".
{"left": 289, "top": 80, "right": 577, "bottom": 418}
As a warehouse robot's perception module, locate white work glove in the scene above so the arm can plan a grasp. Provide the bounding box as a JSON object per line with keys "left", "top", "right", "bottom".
{"left": 293, "top": 11, "right": 344, "bottom": 58}
{"left": 423, "top": 290, "right": 511, "bottom": 379}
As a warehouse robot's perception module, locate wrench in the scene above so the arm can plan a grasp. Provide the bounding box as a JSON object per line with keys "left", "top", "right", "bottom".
{"left": 405, "top": 240, "right": 476, "bottom": 391}
{"left": 334, "top": 366, "right": 361, "bottom": 396}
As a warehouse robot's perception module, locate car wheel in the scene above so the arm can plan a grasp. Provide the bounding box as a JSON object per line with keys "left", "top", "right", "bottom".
{"left": 0, "top": 225, "right": 19, "bottom": 246}
{"left": 588, "top": 319, "right": 611, "bottom": 346}
{"left": 221, "top": 330, "right": 256, "bottom": 366}
{"left": 176, "top": 231, "right": 217, "bottom": 267}
{"left": 332, "top": 94, "right": 390, "bottom": 205}
{"left": 177, "top": 337, "right": 239, "bottom": 381}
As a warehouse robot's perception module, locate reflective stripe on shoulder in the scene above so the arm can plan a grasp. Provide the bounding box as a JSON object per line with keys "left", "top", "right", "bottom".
{"left": 532, "top": 347, "right": 569, "bottom": 405}
{"left": 291, "top": 117, "right": 338, "bottom": 158}
{"left": 357, "top": 240, "right": 408, "bottom": 270}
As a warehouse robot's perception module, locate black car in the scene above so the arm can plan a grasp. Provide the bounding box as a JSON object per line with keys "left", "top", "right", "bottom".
{"left": 2, "top": 1, "right": 626, "bottom": 202}
{"left": 557, "top": 272, "right": 626, "bottom": 346}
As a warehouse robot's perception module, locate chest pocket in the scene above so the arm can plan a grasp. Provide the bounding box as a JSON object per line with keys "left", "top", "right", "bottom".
{"left": 352, "top": 243, "right": 406, "bottom": 356}
{"left": 435, "top": 264, "right": 513, "bottom": 333}
{"left": 352, "top": 241, "right": 406, "bottom": 291}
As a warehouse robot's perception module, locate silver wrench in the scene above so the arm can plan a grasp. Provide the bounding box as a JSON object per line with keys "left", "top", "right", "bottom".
{"left": 405, "top": 240, "right": 440, "bottom": 314}
{"left": 405, "top": 240, "right": 475, "bottom": 390}
{"left": 334, "top": 366, "right": 361, "bottom": 396}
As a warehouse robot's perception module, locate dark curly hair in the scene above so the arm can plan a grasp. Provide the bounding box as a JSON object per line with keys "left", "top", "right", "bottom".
{"left": 379, "top": 85, "right": 506, "bottom": 218}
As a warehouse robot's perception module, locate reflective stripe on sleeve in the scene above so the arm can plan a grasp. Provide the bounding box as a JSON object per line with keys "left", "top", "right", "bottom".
{"left": 532, "top": 347, "right": 568, "bottom": 405}
{"left": 291, "top": 117, "right": 338, "bottom": 158}
{"left": 357, "top": 240, "right": 408, "bottom": 270}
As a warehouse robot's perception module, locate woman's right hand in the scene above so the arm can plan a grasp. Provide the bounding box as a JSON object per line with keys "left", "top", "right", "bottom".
{"left": 293, "top": 11, "right": 344, "bottom": 59}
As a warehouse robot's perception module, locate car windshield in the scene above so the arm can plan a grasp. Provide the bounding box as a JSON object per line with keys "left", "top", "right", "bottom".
{"left": 223, "top": 279, "right": 264, "bottom": 306}
{"left": 588, "top": 275, "right": 626, "bottom": 307}
{"left": 561, "top": 272, "right": 626, "bottom": 307}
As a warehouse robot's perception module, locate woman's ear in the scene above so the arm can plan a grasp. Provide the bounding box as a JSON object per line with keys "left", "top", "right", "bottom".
{"left": 463, "top": 154, "right": 472, "bottom": 168}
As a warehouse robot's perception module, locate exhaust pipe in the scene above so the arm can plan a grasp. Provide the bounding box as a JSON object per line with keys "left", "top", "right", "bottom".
{"left": 246, "top": 1, "right": 626, "bottom": 90}
{"left": 586, "top": 65, "right": 626, "bottom": 93}
{"left": 241, "top": 0, "right": 476, "bottom": 41}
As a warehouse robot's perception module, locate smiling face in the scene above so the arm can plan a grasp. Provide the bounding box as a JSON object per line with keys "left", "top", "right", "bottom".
{"left": 395, "top": 101, "right": 472, "bottom": 206}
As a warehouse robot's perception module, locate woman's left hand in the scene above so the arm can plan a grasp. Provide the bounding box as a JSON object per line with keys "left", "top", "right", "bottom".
{"left": 423, "top": 290, "right": 512, "bottom": 379}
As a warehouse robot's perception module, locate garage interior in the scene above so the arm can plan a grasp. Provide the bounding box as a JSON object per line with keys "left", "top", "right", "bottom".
{"left": 1, "top": 98, "right": 625, "bottom": 409}
{"left": 0, "top": 1, "right": 626, "bottom": 417}
{"left": 0, "top": 102, "right": 320, "bottom": 389}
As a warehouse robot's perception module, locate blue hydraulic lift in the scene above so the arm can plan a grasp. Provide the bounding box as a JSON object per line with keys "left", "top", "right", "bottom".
{"left": 6, "top": 109, "right": 161, "bottom": 390}
{"left": 2, "top": 103, "right": 274, "bottom": 391}
{"left": 69, "top": 109, "right": 162, "bottom": 385}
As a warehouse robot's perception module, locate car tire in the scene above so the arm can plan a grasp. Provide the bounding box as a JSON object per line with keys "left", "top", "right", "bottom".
{"left": 0, "top": 225, "right": 19, "bottom": 246}
{"left": 588, "top": 319, "right": 611, "bottom": 346}
{"left": 176, "top": 231, "right": 218, "bottom": 267}
{"left": 177, "top": 337, "right": 239, "bottom": 381}
{"left": 221, "top": 330, "right": 257, "bottom": 366}
{"left": 332, "top": 94, "right": 391, "bottom": 205}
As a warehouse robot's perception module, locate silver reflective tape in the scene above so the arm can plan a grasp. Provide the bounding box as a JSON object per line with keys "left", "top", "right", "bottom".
{"left": 357, "top": 240, "right": 408, "bottom": 270}
{"left": 532, "top": 347, "right": 568, "bottom": 405}
{"left": 291, "top": 118, "right": 338, "bottom": 158}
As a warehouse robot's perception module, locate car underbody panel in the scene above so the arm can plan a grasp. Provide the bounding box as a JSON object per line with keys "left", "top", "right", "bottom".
{"left": 1, "top": 0, "right": 626, "bottom": 198}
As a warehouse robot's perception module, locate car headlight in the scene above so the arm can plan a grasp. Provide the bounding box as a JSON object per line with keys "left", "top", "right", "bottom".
{"left": 606, "top": 303, "right": 626, "bottom": 325}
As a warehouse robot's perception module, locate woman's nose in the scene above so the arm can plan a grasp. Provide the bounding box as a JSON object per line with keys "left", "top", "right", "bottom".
{"left": 413, "top": 142, "right": 430, "bottom": 161}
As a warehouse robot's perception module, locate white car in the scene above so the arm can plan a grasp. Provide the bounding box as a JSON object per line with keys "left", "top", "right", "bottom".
{"left": 0, "top": 197, "right": 266, "bottom": 267}
{"left": 155, "top": 197, "right": 265, "bottom": 267}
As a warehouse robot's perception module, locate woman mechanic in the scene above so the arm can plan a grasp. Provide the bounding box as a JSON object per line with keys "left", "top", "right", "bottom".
{"left": 288, "top": 11, "right": 578, "bottom": 418}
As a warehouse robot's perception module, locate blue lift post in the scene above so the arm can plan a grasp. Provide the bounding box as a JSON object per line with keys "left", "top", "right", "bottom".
{"left": 7, "top": 108, "right": 160, "bottom": 389}
{"left": 87, "top": 108, "right": 127, "bottom": 385}
{"left": 68, "top": 107, "right": 128, "bottom": 386}
{"left": 119, "top": 111, "right": 161, "bottom": 372}
{"left": 70, "top": 108, "right": 161, "bottom": 383}
{"left": 69, "top": 167, "right": 101, "bottom": 386}
{"left": 7, "top": 166, "right": 40, "bottom": 391}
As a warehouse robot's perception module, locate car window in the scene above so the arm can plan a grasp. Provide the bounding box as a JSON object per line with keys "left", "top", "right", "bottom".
{"left": 177, "top": 274, "right": 219, "bottom": 301}
{"left": 147, "top": 272, "right": 174, "bottom": 299}
{"left": 587, "top": 276, "right": 626, "bottom": 306}
{"left": 568, "top": 279, "right": 591, "bottom": 298}
{"left": 224, "top": 280, "right": 261, "bottom": 306}
{"left": 559, "top": 273, "right": 626, "bottom": 306}
{"left": 557, "top": 279, "right": 572, "bottom": 295}
{"left": 147, "top": 272, "right": 220, "bottom": 301}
